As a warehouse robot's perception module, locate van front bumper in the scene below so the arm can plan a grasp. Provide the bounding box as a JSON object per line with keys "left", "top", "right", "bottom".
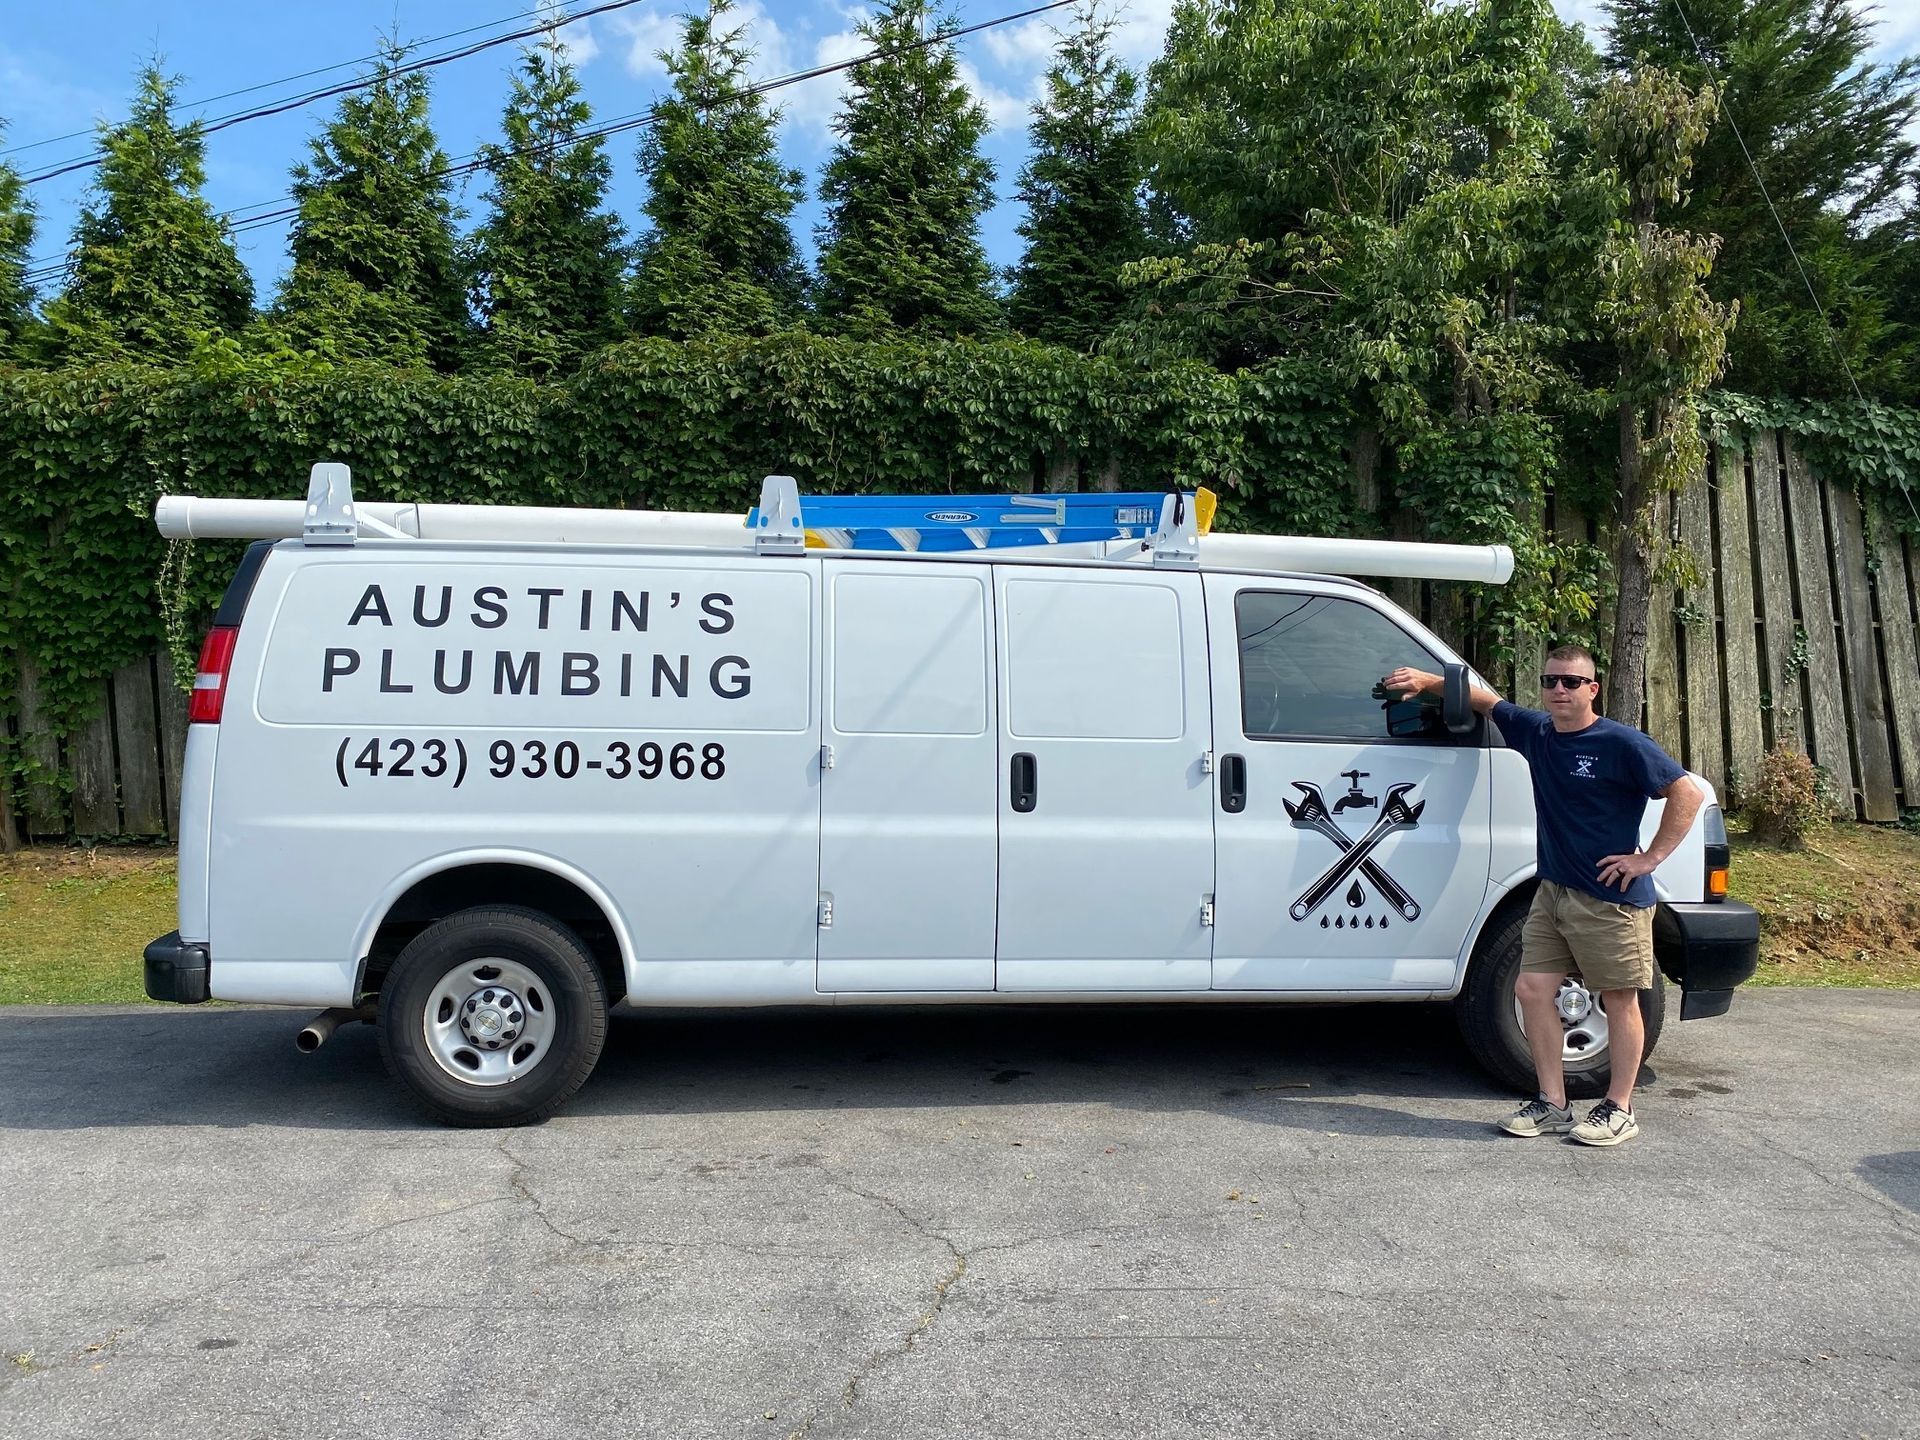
{"left": 1654, "top": 901, "right": 1761, "bottom": 1020}
{"left": 144, "top": 932, "right": 210, "bottom": 1004}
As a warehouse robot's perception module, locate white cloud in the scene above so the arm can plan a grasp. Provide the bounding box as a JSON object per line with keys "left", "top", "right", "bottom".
{"left": 553, "top": 18, "right": 601, "bottom": 68}
{"left": 0, "top": 48, "right": 115, "bottom": 143}
{"left": 610, "top": 7, "right": 685, "bottom": 79}
{"left": 958, "top": 57, "right": 1032, "bottom": 134}
{"left": 772, "top": 24, "right": 869, "bottom": 149}
{"left": 981, "top": 17, "right": 1059, "bottom": 70}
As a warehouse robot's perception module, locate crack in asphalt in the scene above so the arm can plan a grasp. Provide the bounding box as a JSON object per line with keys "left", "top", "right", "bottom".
{"left": 785, "top": 1180, "right": 969, "bottom": 1440}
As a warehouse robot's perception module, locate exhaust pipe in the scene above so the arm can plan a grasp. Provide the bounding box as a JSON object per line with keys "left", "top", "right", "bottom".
{"left": 296, "top": 1005, "right": 373, "bottom": 1053}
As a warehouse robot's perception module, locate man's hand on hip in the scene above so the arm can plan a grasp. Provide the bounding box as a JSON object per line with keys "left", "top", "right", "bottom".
{"left": 1597, "top": 851, "right": 1660, "bottom": 891}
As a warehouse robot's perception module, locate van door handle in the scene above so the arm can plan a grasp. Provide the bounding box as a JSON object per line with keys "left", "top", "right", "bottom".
{"left": 1220, "top": 754, "right": 1247, "bottom": 813}
{"left": 1010, "top": 752, "right": 1038, "bottom": 813}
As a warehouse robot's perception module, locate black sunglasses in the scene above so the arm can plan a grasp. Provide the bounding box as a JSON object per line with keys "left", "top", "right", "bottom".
{"left": 1539, "top": 673, "right": 1597, "bottom": 690}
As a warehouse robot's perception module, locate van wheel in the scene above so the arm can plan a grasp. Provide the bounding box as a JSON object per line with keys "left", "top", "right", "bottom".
{"left": 378, "top": 906, "right": 607, "bottom": 1127}
{"left": 1454, "top": 905, "right": 1666, "bottom": 1098}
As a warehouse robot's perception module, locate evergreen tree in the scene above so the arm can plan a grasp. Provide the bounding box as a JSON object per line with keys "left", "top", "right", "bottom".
{"left": 271, "top": 46, "right": 470, "bottom": 369}
{"left": 815, "top": 0, "right": 1001, "bottom": 338}
{"left": 1007, "top": 4, "right": 1147, "bottom": 350}
{"left": 470, "top": 28, "right": 625, "bottom": 375}
{"left": 0, "top": 122, "right": 36, "bottom": 362}
{"left": 628, "top": 0, "right": 806, "bottom": 337}
{"left": 40, "top": 68, "right": 253, "bottom": 365}
{"left": 1605, "top": 0, "right": 1920, "bottom": 398}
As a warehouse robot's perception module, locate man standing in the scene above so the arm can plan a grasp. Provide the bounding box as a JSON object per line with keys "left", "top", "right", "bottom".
{"left": 1382, "top": 646, "right": 1701, "bottom": 1147}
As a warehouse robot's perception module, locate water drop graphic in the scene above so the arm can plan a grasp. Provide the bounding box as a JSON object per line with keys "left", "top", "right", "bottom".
{"left": 1319, "top": 915, "right": 1330, "bottom": 928}
{"left": 1335, "top": 916, "right": 1345, "bottom": 929}
{"left": 1364, "top": 916, "right": 1375, "bottom": 929}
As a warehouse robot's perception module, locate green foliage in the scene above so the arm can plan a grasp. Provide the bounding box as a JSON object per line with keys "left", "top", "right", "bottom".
{"left": 0, "top": 125, "right": 34, "bottom": 362}
{"left": 270, "top": 46, "right": 470, "bottom": 370}
{"left": 1605, "top": 0, "right": 1920, "bottom": 400}
{"left": 1583, "top": 62, "right": 1735, "bottom": 720}
{"left": 39, "top": 68, "right": 253, "bottom": 366}
{"left": 0, "top": 334, "right": 1311, "bottom": 786}
{"left": 468, "top": 30, "right": 625, "bottom": 377}
{"left": 1006, "top": 4, "right": 1147, "bottom": 351}
{"left": 628, "top": 0, "right": 807, "bottom": 339}
{"left": 1745, "top": 740, "right": 1827, "bottom": 847}
{"left": 815, "top": 0, "right": 1002, "bottom": 338}
{"left": 1706, "top": 390, "right": 1920, "bottom": 534}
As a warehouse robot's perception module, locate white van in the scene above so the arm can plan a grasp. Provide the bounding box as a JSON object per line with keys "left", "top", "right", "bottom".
{"left": 143, "top": 467, "right": 1759, "bottom": 1125}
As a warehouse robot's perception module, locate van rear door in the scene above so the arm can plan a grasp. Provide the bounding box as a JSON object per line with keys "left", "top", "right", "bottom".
{"left": 816, "top": 562, "right": 998, "bottom": 992}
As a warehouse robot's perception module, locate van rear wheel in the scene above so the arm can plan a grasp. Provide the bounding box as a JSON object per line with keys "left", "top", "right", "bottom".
{"left": 1454, "top": 904, "right": 1666, "bottom": 1098}
{"left": 378, "top": 906, "right": 607, "bottom": 1127}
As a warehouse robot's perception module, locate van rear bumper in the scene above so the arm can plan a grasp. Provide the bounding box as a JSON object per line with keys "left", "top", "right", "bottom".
{"left": 1654, "top": 901, "right": 1761, "bottom": 1020}
{"left": 144, "top": 932, "right": 210, "bottom": 1004}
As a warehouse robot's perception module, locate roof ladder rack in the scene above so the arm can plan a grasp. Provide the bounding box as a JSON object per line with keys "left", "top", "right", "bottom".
{"left": 745, "top": 476, "right": 1208, "bottom": 565}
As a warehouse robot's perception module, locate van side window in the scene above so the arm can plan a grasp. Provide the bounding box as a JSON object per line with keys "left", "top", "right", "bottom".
{"left": 1235, "top": 591, "right": 1444, "bottom": 741}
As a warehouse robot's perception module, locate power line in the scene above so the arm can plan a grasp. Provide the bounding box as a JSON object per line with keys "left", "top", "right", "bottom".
{"left": 19, "top": 0, "right": 655, "bottom": 186}
{"left": 20, "top": 0, "right": 1077, "bottom": 289}
{"left": 0, "top": 2, "right": 568, "bottom": 159}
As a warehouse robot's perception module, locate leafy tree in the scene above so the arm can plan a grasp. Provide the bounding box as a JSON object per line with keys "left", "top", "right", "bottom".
{"left": 628, "top": 0, "right": 806, "bottom": 338}
{"left": 469, "top": 28, "right": 625, "bottom": 375}
{"left": 1605, "top": 0, "right": 1920, "bottom": 398}
{"left": 271, "top": 46, "right": 470, "bottom": 369}
{"left": 1584, "top": 65, "right": 1735, "bottom": 721}
{"left": 0, "top": 123, "right": 35, "bottom": 362}
{"left": 815, "top": 0, "right": 1002, "bottom": 338}
{"left": 40, "top": 67, "right": 253, "bottom": 365}
{"left": 1122, "top": 0, "right": 1612, "bottom": 656}
{"left": 1006, "top": 4, "right": 1147, "bottom": 350}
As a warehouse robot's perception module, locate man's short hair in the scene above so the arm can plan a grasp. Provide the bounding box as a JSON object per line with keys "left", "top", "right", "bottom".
{"left": 1546, "top": 644, "right": 1598, "bottom": 676}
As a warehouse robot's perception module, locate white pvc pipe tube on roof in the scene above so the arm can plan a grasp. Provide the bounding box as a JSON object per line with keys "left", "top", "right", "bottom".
{"left": 153, "top": 495, "right": 1515, "bottom": 584}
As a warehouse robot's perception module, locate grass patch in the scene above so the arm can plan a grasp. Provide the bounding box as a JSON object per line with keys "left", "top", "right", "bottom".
{"left": 1729, "top": 818, "right": 1920, "bottom": 988}
{"left": 0, "top": 847, "right": 177, "bottom": 1004}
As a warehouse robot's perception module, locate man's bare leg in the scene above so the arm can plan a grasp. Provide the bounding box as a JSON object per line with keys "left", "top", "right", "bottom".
{"left": 1602, "top": 989, "right": 1645, "bottom": 1110}
{"left": 1515, "top": 971, "right": 1569, "bottom": 1108}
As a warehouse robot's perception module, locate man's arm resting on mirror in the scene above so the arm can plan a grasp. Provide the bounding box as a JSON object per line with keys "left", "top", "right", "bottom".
{"left": 1379, "top": 666, "right": 1503, "bottom": 715}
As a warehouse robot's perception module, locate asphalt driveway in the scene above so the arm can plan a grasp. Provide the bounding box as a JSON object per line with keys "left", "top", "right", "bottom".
{"left": 1, "top": 990, "right": 1915, "bottom": 1440}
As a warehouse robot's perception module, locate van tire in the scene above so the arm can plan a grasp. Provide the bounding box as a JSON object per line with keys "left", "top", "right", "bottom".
{"left": 1454, "top": 904, "right": 1666, "bottom": 1099}
{"left": 377, "top": 906, "right": 607, "bottom": 1127}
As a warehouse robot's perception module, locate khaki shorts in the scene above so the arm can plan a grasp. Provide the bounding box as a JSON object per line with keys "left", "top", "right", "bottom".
{"left": 1520, "top": 881, "right": 1656, "bottom": 992}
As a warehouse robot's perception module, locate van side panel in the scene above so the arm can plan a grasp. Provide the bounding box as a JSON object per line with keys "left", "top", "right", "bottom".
{"left": 206, "top": 547, "right": 822, "bottom": 1006}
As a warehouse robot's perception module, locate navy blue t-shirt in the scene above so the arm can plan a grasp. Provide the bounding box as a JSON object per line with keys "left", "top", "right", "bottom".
{"left": 1491, "top": 701, "right": 1687, "bottom": 908}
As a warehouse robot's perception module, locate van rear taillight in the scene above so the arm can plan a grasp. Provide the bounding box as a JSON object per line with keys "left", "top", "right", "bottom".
{"left": 1702, "top": 803, "right": 1730, "bottom": 902}
{"left": 189, "top": 626, "right": 239, "bottom": 724}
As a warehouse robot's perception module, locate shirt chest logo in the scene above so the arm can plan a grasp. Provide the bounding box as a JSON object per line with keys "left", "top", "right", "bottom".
{"left": 1572, "top": 754, "right": 1597, "bottom": 778}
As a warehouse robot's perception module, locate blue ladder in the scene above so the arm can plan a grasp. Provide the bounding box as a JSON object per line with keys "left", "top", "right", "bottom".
{"left": 747, "top": 485, "right": 1185, "bottom": 553}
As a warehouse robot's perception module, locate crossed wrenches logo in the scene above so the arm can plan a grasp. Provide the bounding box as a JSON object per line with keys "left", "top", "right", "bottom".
{"left": 1281, "top": 781, "right": 1424, "bottom": 922}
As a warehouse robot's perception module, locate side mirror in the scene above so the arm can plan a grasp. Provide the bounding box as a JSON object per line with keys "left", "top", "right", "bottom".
{"left": 1442, "top": 662, "right": 1475, "bottom": 734}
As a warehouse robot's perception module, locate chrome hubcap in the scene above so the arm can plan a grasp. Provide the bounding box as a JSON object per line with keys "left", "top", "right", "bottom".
{"left": 1517, "top": 977, "right": 1610, "bottom": 1067}
{"left": 423, "top": 957, "right": 557, "bottom": 1087}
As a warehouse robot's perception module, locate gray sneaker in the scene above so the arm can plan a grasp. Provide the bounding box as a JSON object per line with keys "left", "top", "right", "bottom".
{"left": 1498, "top": 1096, "right": 1574, "bottom": 1136}
{"left": 1569, "top": 1099, "right": 1639, "bottom": 1147}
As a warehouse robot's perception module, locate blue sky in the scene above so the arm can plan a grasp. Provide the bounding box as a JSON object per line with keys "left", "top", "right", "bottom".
{"left": 4, "top": 0, "right": 1919, "bottom": 300}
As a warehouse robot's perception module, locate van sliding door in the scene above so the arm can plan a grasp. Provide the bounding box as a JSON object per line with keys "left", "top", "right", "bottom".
{"left": 992, "top": 567, "right": 1215, "bottom": 991}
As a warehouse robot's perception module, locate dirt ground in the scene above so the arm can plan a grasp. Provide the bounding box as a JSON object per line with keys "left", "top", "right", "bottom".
{"left": 1728, "top": 817, "right": 1920, "bottom": 987}
{"left": 3, "top": 823, "right": 1918, "bottom": 1003}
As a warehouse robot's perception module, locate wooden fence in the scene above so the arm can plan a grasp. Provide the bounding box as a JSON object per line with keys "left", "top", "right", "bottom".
{"left": 3, "top": 428, "right": 1918, "bottom": 845}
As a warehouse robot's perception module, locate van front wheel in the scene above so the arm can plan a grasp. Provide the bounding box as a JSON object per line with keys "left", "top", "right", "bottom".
{"left": 378, "top": 906, "right": 608, "bottom": 1127}
{"left": 1454, "top": 904, "right": 1666, "bottom": 1098}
